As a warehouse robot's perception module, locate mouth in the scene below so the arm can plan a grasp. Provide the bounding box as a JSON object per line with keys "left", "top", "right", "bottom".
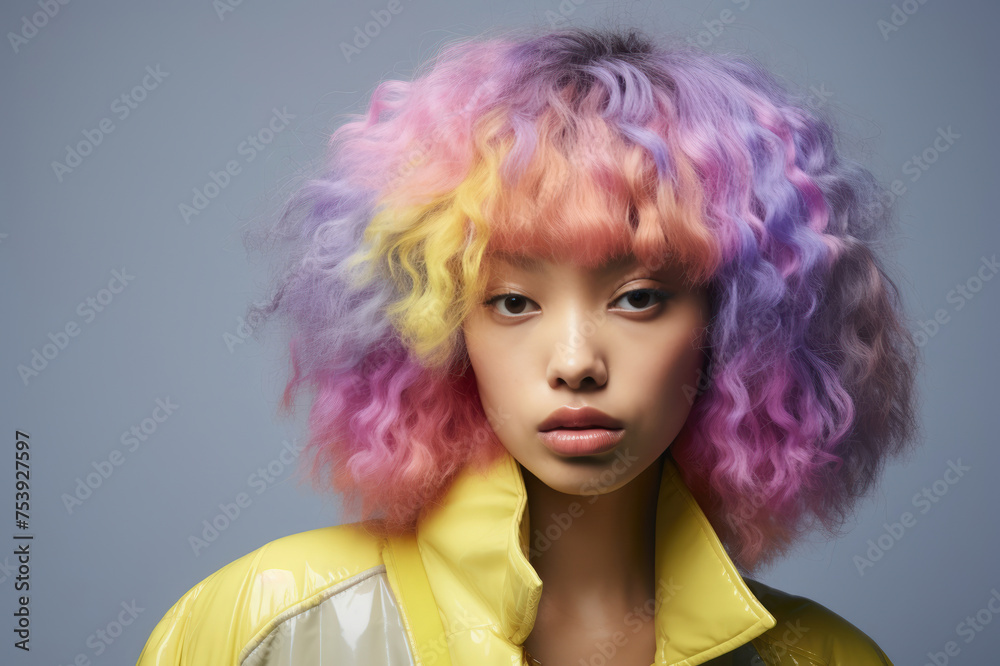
{"left": 538, "top": 405, "right": 624, "bottom": 432}
{"left": 536, "top": 406, "right": 625, "bottom": 455}
{"left": 537, "top": 427, "right": 625, "bottom": 456}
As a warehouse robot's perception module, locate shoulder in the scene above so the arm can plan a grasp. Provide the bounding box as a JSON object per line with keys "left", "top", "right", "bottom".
{"left": 744, "top": 578, "right": 893, "bottom": 666}
{"left": 138, "top": 523, "right": 388, "bottom": 665}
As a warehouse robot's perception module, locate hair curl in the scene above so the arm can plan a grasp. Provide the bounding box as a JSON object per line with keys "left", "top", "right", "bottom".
{"left": 244, "top": 25, "right": 921, "bottom": 573}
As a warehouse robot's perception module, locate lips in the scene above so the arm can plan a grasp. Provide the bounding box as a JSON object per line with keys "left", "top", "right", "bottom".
{"left": 538, "top": 406, "right": 624, "bottom": 431}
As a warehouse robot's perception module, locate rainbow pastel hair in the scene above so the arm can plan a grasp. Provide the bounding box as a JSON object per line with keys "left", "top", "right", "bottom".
{"left": 245, "top": 27, "right": 920, "bottom": 573}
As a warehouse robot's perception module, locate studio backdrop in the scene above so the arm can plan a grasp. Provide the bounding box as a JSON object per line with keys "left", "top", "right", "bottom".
{"left": 1, "top": 1, "right": 997, "bottom": 664}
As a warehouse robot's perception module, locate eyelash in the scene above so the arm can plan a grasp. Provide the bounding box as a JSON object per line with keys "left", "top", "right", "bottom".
{"left": 482, "top": 288, "right": 672, "bottom": 318}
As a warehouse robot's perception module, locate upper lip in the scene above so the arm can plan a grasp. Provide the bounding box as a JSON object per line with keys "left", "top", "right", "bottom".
{"left": 538, "top": 406, "right": 624, "bottom": 431}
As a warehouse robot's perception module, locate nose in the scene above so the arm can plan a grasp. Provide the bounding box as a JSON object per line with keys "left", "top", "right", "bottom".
{"left": 544, "top": 304, "right": 608, "bottom": 390}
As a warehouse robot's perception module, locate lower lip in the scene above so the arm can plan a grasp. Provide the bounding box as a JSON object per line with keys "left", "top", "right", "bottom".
{"left": 538, "top": 428, "right": 625, "bottom": 456}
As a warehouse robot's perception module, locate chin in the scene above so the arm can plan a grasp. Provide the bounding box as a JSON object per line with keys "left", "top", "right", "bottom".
{"left": 523, "top": 457, "right": 638, "bottom": 496}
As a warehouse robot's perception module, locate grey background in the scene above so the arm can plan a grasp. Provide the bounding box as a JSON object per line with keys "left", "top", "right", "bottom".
{"left": 1, "top": 0, "right": 997, "bottom": 664}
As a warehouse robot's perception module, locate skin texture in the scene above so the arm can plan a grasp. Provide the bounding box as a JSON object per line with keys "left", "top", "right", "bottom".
{"left": 461, "top": 250, "right": 711, "bottom": 665}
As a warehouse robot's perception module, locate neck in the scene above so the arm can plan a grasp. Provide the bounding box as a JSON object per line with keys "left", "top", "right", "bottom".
{"left": 522, "top": 453, "right": 664, "bottom": 616}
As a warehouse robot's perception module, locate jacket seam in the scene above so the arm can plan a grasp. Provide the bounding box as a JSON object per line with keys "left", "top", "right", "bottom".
{"left": 238, "top": 564, "right": 389, "bottom": 665}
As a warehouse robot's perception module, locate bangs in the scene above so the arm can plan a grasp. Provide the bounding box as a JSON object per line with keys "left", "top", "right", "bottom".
{"left": 466, "top": 84, "right": 720, "bottom": 285}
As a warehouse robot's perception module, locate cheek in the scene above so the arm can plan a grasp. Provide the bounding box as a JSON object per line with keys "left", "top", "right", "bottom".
{"left": 625, "top": 324, "right": 706, "bottom": 412}
{"left": 464, "top": 337, "right": 537, "bottom": 452}
{"left": 473, "top": 361, "right": 524, "bottom": 438}
{"left": 463, "top": 324, "right": 513, "bottom": 419}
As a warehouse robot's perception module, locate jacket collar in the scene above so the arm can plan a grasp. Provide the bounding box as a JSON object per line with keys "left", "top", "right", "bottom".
{"left": 413, "top": 449, "right": 777, "bottom": 665}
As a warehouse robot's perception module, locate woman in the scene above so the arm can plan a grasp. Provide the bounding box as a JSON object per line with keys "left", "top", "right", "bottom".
{"left": 138, "top": 26, "right": 919, "bottom": 665}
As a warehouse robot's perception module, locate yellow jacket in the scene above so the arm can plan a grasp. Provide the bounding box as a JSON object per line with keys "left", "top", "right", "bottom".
{"left": 137, "top": 451, "right": 893, "bottom": 665}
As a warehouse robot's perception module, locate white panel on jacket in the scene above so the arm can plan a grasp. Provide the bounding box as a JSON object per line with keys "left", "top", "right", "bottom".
{"left": 243, "top": 567, "right": 416, "bottom": 666}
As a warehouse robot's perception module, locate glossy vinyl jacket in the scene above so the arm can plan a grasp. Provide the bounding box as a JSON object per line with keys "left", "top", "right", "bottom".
{"left": 137, "top": 451, "right": 894, "bottom": 665}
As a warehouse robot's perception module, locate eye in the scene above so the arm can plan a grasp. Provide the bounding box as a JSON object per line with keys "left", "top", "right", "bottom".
{"left": 483, "top": 293, "right": 539, "bottom": 317}
{"left": 612, "top": 288, "right": 671, "bottom": 312}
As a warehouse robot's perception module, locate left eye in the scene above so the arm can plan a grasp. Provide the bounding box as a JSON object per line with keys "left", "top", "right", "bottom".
{"left": 484, "top": 294, "right": 539, "bottom": 317}
{"left": 612, "top": 289, "right": 670, "bottom": 311}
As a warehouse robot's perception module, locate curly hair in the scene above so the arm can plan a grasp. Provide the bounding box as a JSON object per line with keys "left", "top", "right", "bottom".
{"left": 243, "top": 25, "right": 921, "bottom": 574}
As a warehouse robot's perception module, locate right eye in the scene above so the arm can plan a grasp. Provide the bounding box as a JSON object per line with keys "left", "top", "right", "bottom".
{"left": 483, "top": 293, "right": 539, "bottom": 318}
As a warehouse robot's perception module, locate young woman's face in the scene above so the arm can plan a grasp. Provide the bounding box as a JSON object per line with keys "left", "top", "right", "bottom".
{"left": 461, "top": 251, "right": 711, "bottom": 496}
